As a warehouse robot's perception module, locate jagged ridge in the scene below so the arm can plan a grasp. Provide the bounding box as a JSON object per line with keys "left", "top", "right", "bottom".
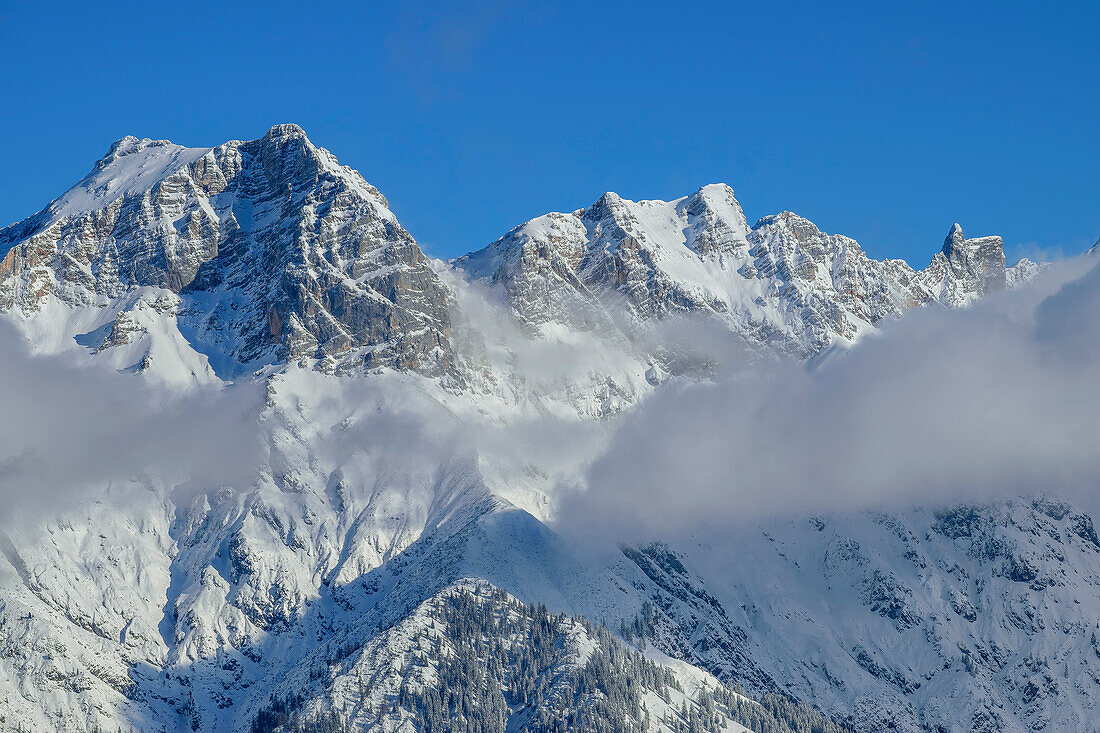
{"left": 455, "top": 185, "right": 1040, "bottom": 358}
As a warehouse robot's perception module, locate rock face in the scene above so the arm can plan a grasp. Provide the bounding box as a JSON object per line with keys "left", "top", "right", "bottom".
{"left": 0, "top": 124, "right": 453, "bottom": 375}
{"left": 457, "top": 187, "right": 1038, "bottom": 357}
{"left": 923, "top": 223, "right": 1008, "bottom": 306}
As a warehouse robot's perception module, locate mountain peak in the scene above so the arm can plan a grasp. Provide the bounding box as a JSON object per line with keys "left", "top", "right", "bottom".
{"left": 95, "top": 135, "right": 180, "bottom": 170}
{"left": 104, "top": 134, "right": 142, "bottom": 155}
{"left": 942, "top": 222, "right": 966, "bottom": 252}
{"left": 688, "top": 183, "right": 738, "bottom": 203}
{"left": 0, "top": 125, "right": 455, "bottom": 377}
{"left": 589, "top": 190, "right": 624, "bottom": 214}
{"left": 696, "top": 182, "right": 735, "bottom": 195}
{"left": 935, "top": 222, "right": 1007, "bottom": 296}
{"left": 684, "top": 183, "right": 742, "bottom": 212}
{"left": 941, "top": 224, "right": 1003, "bottom": 258}
{"left": 941, "top": 222, "right": 1003, "bottom": 254}
{"left": 752, "top": 211, "right": 823, "bottom": 244}
{"left": 261, "top": 122, "right": 309, "bottom": 142}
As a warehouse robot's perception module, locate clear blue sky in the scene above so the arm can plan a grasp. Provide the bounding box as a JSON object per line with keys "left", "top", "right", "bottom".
{"left": 1, "top": 1, "right": 1097, "bottom": 265}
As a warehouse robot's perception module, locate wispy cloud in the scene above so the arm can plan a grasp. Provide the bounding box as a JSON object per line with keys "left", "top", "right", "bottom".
{"left": 384, "top": 0, "right": 550, "bottom": 105}
{"left": 1005, "top": 237, "right": 1095, "bottom": 265}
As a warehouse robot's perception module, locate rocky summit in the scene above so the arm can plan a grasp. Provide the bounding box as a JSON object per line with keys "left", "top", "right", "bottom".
{"left": 0, "top": 124, "right": 453, "bottom": 377}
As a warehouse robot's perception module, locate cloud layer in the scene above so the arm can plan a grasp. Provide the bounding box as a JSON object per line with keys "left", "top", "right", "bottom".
{"left": 0, "top": 321, "right": 264, "bottom": 525}
{"left": 557, "top": 257, "right": 1100, "bottom": 543}
{"left": 4, "top": 255, "right": 1098, "bottom": 548}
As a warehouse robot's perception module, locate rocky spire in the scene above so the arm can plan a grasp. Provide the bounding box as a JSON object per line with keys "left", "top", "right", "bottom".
{"left": 940, "top": 222, "right": 1007, "bottom": 293}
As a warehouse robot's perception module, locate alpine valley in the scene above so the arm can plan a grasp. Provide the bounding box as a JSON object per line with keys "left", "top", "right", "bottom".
{"left": 0, "top": 124, "right": 1096, "bottom": 733}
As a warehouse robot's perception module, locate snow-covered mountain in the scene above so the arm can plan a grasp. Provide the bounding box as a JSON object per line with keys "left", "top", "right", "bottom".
{"left": 0, "top": 124, "right": 453, "bottom": 380}
{"left": 0, "top": 125, "right": 1092, "bottom": 733}
{"left": 244, "top": 579, "right": 846, "bottom": 733}
{"left": 617, "top": 499, "right": 1100, "bottom": 732}
{"left": 454, "top": 185, "right": 1038, "bottom": 357}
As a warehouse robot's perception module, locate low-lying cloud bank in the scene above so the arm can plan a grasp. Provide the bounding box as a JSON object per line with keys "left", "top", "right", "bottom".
{"left": 0, "top": 321, "right": 263, "bottom": 524}
{"left": 3, "top": 254, "right": 1098, "bottom": 546}
{"left": 557, "top": 256, "right": 1100, "bottom": 543}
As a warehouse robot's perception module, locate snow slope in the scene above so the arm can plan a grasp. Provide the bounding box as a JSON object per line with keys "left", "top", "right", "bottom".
{"left": 617, "top": 499, "right": 1100, "bottom": 732}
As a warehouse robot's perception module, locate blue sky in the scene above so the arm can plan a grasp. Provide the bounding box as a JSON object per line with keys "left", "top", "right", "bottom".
{"left": 1, "top": 1, "right": 1097, "bottom": 265}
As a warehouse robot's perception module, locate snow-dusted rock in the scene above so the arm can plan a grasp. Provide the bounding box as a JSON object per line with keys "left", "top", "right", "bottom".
{"left": 0, "top": 124, "right": 454, "bottom": 377}
{"left": 457, "top": 192, "right": 1043, "bottom": 359}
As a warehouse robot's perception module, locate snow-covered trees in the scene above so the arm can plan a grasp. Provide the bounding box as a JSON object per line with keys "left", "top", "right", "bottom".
{"left": 249, "top": 584, "right": 851, "bottom": 733}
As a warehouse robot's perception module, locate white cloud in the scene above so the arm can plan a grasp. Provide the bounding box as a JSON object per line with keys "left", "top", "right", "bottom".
{"left": 556, "top": 257, "right": 1100, "bottom": 544}
{"left": 0, "top": 321, "right": 264, "bottom": 525}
